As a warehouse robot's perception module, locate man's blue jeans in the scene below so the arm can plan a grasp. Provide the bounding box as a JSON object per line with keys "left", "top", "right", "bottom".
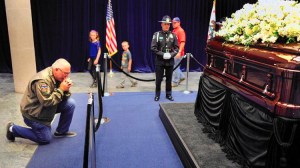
{"left": 172, "top": 57, "right": 185, "bottom": 84}
{"left": 12, "top": 97, "right": 76, "bottom": 145}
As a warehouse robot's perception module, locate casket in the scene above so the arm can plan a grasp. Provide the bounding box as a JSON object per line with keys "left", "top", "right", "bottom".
{"left": 205, "top": 37, "right": 300, "bottom": 118}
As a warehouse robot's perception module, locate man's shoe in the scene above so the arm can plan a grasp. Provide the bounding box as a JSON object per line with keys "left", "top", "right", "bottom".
{"left": 154, "top": 96, "right": 160, "bottom": 101}
{"left": 131, "top": 82, "right": 137, "bottom": 87}
{"left": 172, "top": 83, "right": 178, "bottom": 87}
{"left": 6, "top": 122, "right": 15, "bottom": 142}
{"left": 54, "top": 131, "right": 77, "bottom": 138}
{"left": 179, "top": 78, "right": 185, "bottom": 84}
{"left": 94, "top": 117, "right": 111, "bottom": 125}
{"left": 166, "top": 95, "right": 174, "bottom": 101}
{"left": 90, "top": 82, "right": 97, "bottom": 88}
{"left": 116, "top": 85, "right": 124, "bottom": 88}
{"left": 101, "top": 117, "right": 111, "bottom": 124}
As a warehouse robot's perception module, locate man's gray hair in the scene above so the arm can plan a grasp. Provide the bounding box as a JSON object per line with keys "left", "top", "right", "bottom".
{"left": 52, "top": 58, "right": 71, "bottom": 69}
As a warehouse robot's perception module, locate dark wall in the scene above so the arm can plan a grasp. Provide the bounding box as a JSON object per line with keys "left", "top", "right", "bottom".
{"left": 1, "top": 0, "right": 258, "bottom": 73}
{"left": 0, "top": 0, "right": 12, "bottom": 73}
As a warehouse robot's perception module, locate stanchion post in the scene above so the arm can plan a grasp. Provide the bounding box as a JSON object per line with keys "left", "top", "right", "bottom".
{"left": 89, "top": 95, "right": 96, "bottom": 168}
{"left": 83, "top": 92, "right": 96, "bottom": 168}
{"left": 183, "top": 53, "right": 192, "bottom": 94}
{"left": 95, "top": 64, "right": 103, "bottom": 97}
{"left": 104, "top": 53, "right": 110, "bottom": 96}
{"left": 109, "top": 59, "right": 114, "bottom": 77}
{"left": 95, "top": 63, "right": 105, "bottom": 131}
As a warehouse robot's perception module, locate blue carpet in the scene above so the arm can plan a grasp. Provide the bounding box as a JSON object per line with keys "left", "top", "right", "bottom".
{"left": 27, "top": 91, "right": 197, "bottom": 168}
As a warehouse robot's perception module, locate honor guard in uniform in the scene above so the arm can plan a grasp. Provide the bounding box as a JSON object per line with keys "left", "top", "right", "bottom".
{"left": 151, "top": 15, "right": 179, "bottom": 101}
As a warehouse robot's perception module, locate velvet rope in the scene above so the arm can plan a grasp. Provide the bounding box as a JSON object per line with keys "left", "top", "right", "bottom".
{"left": 109, "top": 56, "right": 185, "bottom": 82}
{"left": 83, "top": 93, "right": 96, "bottom": 168}
{"left": 94, "top": 68, "right": 104, "bottom": 132}
{"left": 190, "top": 54, "right": 206, "bottom": 71}
{"left": 101, "top": 62, "right": 107, "bottom": 96}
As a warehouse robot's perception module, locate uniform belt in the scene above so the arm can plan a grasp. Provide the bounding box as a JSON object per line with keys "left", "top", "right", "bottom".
{"left": 162, "top": 49, "right": 171, "bottom": 53}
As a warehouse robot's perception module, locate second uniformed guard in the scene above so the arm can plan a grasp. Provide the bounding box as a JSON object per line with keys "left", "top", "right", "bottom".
{"left": 151, "top": 15, "right": 179, "bottom": 101}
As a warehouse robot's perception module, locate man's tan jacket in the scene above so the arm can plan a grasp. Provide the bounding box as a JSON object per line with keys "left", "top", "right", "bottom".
{"left": 21, "top": 67, "right": 70, "bottom": 126}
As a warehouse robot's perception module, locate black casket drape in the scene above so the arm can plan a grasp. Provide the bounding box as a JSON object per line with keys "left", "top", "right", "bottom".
{"left": 195, "top": 75, "right": 300, "bottom": 167}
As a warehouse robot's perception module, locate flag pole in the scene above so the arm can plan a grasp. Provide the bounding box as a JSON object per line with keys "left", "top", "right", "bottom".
{"left": 106, "top": 0, "right": 117, "bottom": 78}
{"left": 109, "top": 59, "right": 113, "bottom": 77}
{"left": 104, "top": 53, "right": 111, "bottom": 96}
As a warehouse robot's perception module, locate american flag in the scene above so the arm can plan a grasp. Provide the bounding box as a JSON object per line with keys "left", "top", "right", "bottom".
{"left": 106, "top": 0, "right": 118, "bottom": 56}
{"left": 207, "top": 0, "right": 216, "bottom": 41}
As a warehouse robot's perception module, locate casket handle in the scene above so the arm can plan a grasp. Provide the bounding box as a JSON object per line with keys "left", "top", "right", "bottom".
{"left": 263, "top": 73, "right": 272, "bottom": 94}
{"left": 239, "top": 75, "right": 244, "bottom": 82}
{"left": 263, "top": 85, "right": 269, "bottom": 94}
{"left": 222, "top": 60, "right": 228, "bottom": 74}
{"left": 209, "top": 55, "right": 214, "bottom": 68}
{"left": 239, "top": 65, "right": 246, "bottom": 82}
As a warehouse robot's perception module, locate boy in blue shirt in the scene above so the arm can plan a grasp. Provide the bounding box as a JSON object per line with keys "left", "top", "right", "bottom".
{"left": 116, "top": 41, "right": 137, "bottom": 88}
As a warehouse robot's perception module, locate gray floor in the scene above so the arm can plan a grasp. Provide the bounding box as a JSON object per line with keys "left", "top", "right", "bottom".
{"left": 0, "top": 71, "right": 202, "bottom": 168}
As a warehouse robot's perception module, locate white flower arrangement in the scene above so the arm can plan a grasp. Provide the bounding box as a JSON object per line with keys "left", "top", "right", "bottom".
{"left": 216, "top": 0, "right": 300, "bottom": 46}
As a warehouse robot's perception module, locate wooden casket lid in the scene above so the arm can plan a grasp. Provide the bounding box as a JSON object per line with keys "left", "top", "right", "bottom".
{"left": 208, "top": 37, "right": 300, "bottom": 70}
{"left": 206, "top": 37, "right": 300, "bottom": 118}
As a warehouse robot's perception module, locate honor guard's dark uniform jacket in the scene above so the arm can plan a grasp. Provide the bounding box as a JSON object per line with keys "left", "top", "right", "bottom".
{"left": 151, "top": 30, "right": 179, "bottom": 98}
{"left": 151, "top": 30, "right": 179, "bottom": 66}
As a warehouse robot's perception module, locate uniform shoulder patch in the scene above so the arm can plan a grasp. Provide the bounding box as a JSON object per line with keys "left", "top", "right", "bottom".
{"left": 39, "top": 83, "right": 50, "bottom": 95}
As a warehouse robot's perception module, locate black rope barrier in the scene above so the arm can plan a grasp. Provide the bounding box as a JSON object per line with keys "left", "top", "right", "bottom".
{"left": 83, "top": 66, "right": 105, "bottom": 167}
{"left": 109, "top": 55, "right": 185, "bottom": 82}
{"left": 83, "top": 93, "right": 96, "bottom": 168}
{"left": 190, "top": 54, "right": 206, "bottom": 71}
{"left": 102, "top": 63, "right": 107, "bottom": 96}
{"left": 95, "top": 65, "right": 104, "bottom": 131}
{"left": 96, "top": 65, "right": 104, "bottom": 97}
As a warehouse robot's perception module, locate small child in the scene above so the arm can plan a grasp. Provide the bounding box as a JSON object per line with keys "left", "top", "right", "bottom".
{"left": 116, "top": 41, "right": 137, "bottom": 88}
{"left": 88, "top": 30, "right": 101, "bottom": 88}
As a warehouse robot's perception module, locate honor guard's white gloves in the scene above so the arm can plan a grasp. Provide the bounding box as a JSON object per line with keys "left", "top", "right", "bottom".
{"left": 163, "top": 53, "right": 171, "bottom": 60}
